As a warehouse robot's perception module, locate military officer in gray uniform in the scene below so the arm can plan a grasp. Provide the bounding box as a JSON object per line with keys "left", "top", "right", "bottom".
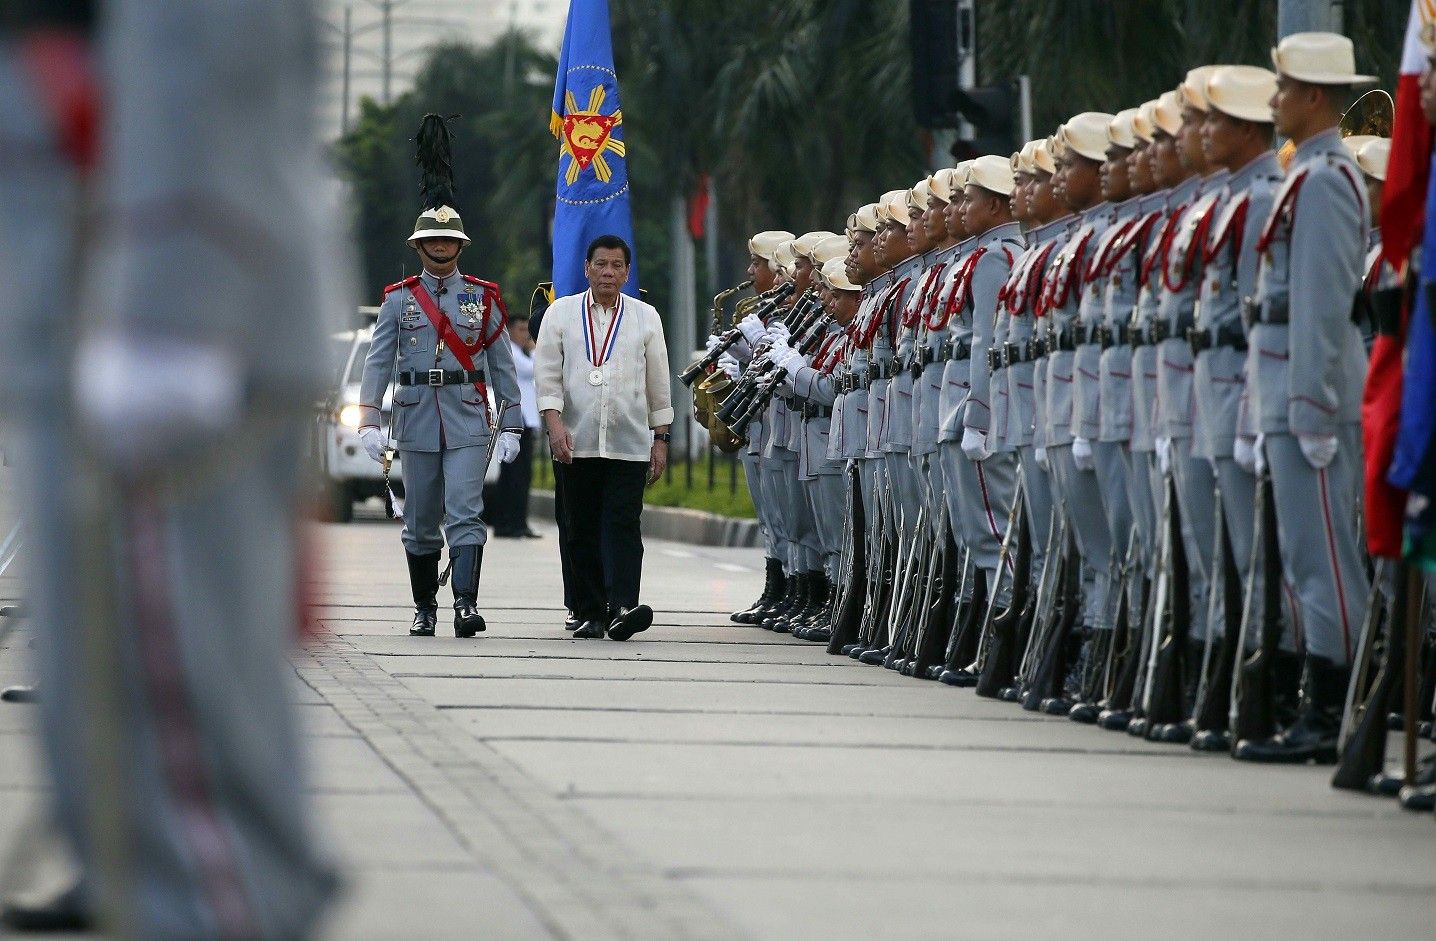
{"left": 1043, "top": 113, "right": 1118, "bottom": 643}
{"left": 944, "top": 157, "right": 1025, "bottom": 613}
{"left": 359, "top": 123, "right": 524, "bottom": 638}
{"left": 1234, "top": 33, "right": 1374, "bottom": 763}
{"left": 1154, "top": 68, "right": 1230, "bottom": 664}
{"left": 1186, "top": 66, "right": 1287, "bottom": 750}
{"left": 2, "top": 1, "right": 340, "bottom": 935}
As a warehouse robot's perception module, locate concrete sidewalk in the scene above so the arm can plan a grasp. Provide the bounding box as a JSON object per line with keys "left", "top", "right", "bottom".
{"left": 2, "top": 500, "right": 1435, "bottom": 939}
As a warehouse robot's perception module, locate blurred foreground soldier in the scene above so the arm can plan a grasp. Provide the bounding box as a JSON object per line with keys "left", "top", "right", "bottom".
{"left": 535, "top": 235, "right": 673, "bottom": 640}
{"left": 1234, "top": 33, "right": 1375, "bottom": 764}
{"left": 0, "top": 1, "right": 338, "bottom": 936}
{"left": 358, "top": 115, "right": 524, "bottom": 638}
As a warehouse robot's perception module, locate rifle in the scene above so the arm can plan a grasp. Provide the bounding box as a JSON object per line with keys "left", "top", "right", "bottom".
{"left": 976, "top": 485, "right": 1029, "bottom": 698}
{"left": 1230, "top": 462, "right": 1286, "bottom": 745}
{"left": 1332, "top": 559, "right": 1403, "bottom": 790}
{"left": 1022, "top": 520, "right": 1079, "bottom": 711}
{"left": 1013, "top": 505, "right": 1064, "bottom": 699}
{"left": 1190, "top": 489, "right": 1243, "bottom": 747}
{"left": 910, "top": 502, "right": 959, "bottom": 678}
{"left": 1142, "top": 473, "right": 1192, "bottom": 736}
{"left": 826, "top": 463, "right": 868, "bottom": 655}
{"left": 1088, "top": 531, "right": 1141, "bottom": 721}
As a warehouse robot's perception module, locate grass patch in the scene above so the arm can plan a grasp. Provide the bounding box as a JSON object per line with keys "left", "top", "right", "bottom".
{"left": 535, "top": 456, "right": 755, "bottom": 519}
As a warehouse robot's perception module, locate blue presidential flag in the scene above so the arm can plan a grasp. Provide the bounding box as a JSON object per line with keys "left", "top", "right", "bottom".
{"left": 550, "top": 0, "right": 639, "bottom": 299}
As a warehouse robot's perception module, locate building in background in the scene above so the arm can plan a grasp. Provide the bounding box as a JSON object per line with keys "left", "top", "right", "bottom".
{"left": 318, "top": 0, "right": 567, "bottom": 138}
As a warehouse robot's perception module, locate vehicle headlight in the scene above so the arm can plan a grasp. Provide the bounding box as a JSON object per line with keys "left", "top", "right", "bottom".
{"left": 338, "top": 405, "right": 364, "bottom": 428}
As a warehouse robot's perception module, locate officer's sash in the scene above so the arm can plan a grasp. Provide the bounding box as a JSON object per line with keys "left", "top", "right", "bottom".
{"left": 410, "top": 282, "right": 491, "bottom": 417}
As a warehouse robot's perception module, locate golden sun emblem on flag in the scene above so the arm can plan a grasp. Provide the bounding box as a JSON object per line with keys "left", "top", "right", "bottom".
{"left": 557, "top": 85, "right": 626, "bottom": 185}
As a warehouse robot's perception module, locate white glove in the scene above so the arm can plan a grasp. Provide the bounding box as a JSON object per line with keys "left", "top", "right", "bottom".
{"left": 1072, "top": 436, "right": 1095, "bottom": 472}
{"left": 1299, "top": 434, "right": 1338, "bottom": 470}
{"left": 738, "top": 313, "right": 768, "bottom": 345}
{"left": 961, "top": 428, "right": 990, "bottom": 461}
{"left": 705, "top": 333, "right": 722, "bottom": 355}
{"left": 1233, "top": 435, "right": 1257, "bottom": 473}
{"left": 762, "top": 336, "right": 790, "bottom": 362}
{"left": 1155, "top": 436, "right": 1173, "bottom": 476}
{"left": 77, "top": 330, "right": 241, "bottom": 472}
{"left": 775, "top": 347, "right": 804, "bottom": 372}
{"left": 360, "top": 426, "right": 388, "bottom": 463}
{"left": 718, "top": 353, "right": 740, "bottom": 379}
{"left": 497, "top": 430, "right": 522, "bottom": 464}
{"left": 1034, "top": 446, "right": 1049, "bottom": 471}
{"left": 1254, "top": 433, "right": 1267, "bottom": 476}
{"left": 769, "top": 321, "right": 791, "bottom": 344}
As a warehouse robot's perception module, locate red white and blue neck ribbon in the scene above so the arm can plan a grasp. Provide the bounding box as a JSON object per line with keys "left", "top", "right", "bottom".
{"left": 583, "top": 290, "right": 625, "bottom": 367}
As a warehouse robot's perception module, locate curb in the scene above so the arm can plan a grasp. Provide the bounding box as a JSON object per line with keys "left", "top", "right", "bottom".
{"left": 529, "top": 489, "right": 760, "bottom": 548}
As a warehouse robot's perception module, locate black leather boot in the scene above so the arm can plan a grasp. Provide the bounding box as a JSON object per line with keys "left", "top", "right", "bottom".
{"left": 761, "top": 572, "right": 804, "bottom": 630}
{"left": 406, "top": 550, "right": 442, "bottom": 636}
{"left": 777, "top": 571, "right": 825, "bottom": 634}
{"left": 734, "top": 558, "right": 782, "bottom": 624}
{"left": 450, "top": 544, "right": 486, "bottom": 638}
{"left": 1233, "top": 655, "right": 1348, "bottom": 764}
{"left": 1, "top": 883, "right": 93, "bottom": 933}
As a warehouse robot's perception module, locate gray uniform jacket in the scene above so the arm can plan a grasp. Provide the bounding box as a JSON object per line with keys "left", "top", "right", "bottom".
{"left": 784, "top": 320, "right": 845, "bottom": 478}
{"left": 835, "top": 285, "right": 880, "bottom": 461}
{"left": 998, "top": 221, "right": 1064, "bottom": 450}
{"left": 870, "top": 260, "right": 916, "bottom": 453}
{"left": 911, "top": 247, "right": 957, "bottom": 458}
{"left": 1246, "top": 128, "right": 1369, "bottom": 436}
{"left": 1043, "top": 205, "right": 1113, "bottom": 447}
{"left": 1098, "top": 193, "right": 1164, "bottom": 443}
{"left": 1074, "top": 200, "right": 1139, "bottom": 441}
{"left": 1156, "top": 170, "right": 1229, "bottom": 440}
{"left": 882, "top": 255, "right": 924, "bottom": 452}
{"left": 1131, "top": 183, "right": 1191, "bottom": 451}
{"left": 1193, "top": 152, "right": 1282, "bottom": 459}
{"left": 362, "top": 270, "right": 523, "bottom": 451}
{"left": 936, "top": 237, "right": 975, "bottom": 442}
{"left": 961, "top": 223, "right": 1024, "bottom": 443}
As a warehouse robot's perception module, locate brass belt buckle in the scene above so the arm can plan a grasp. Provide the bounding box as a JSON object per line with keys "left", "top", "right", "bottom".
{"left": 428, "top": 369, "right": 445, "bottom": 386}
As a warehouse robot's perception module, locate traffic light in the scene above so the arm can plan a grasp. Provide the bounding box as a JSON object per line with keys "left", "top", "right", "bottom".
{"left": 909, "top": 0, "right": 959, "bottom": 128}
{"left": 954, "top": 82, "right": 1018, "bottom": 157}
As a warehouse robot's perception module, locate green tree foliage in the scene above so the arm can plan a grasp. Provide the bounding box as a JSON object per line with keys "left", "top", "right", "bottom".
{"left": 335, "top": 1, "right": 1409, "bottom": 309}
{"left": 335, "top": 34, "right": 558, "bottom": 303}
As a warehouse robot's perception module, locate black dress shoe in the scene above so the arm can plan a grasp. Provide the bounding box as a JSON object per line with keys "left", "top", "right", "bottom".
{"left": 1068, "top": 702, "right": 1100, "bottom": 724}
{"left": 1, "top": 884, "right": 93, "bottom": 933}
{"left": 1398, "top": 783, "right": 1436, "bottom": 811}
{"left": 565, "top": 611, "right": 579, "bottom": 631}
{"left": 1233, "top": 655, "right": 1345, "bottom": 764}
{"left": 573, "top": 619, "right": 607, "bottom": 639}
{"left": 491, "top": 528, "right": 523, "bottom": 539}
{"left": 410, "top": 607, "right": 438, "bottom": 637}
{"left": 1, "top": 685, "right": 39, "bottom": 704}
{"left": 1097, "top": 708, "right": 1132, "bottom": 732}
{"left": 858, "top": 646, "right": 889, "bottom": 665}
{"left": 939, "top": 668, "right": 979, "bottom": 687}
{"left": 1190, "top": 728, "right": 1231, "bottom": 752}
{"left": 607, "top": 605, "right": 653, "bottom": 642}
{"left": 521, "top": 526, "right": 543, "bottom": 539}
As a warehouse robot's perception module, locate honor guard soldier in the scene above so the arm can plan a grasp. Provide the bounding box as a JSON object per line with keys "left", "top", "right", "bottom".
{"left": 730, "top": 230, "right": 793, "bottom": 624}
{"left": 358, "top": 116, "right": 524, "bottom": 638}
{"left": 945, "top": 156, "right": 1025, "bottom": 626}
{"left": 1234, "top": 33, "right": 1375, "bottom": 763}
{"left": 1187, "top": 65, "right": 1286, "bottom": 750}
{"left": 1044, "top": 112, "right": 1119, "bottom": 674}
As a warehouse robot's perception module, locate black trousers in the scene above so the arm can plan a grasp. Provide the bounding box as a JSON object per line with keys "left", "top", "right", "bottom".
{"left": 487, "top": 428, "right": 535, "bottom": 532}
{"left": 554, "top": 457, "right": 646, "bottom": 621}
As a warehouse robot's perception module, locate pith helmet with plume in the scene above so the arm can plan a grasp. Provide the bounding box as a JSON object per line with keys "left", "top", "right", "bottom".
{"left": 409, "top": 113, "right": 471, "bottom": 245}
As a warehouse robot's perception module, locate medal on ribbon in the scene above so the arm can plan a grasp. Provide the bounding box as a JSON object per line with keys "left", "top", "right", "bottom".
{"left": 581, "top": 290, "right": 625, "bottom": 386}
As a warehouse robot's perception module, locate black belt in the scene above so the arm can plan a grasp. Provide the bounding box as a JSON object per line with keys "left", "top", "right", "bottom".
{"left": 801, "top": 402, "right": 832, "bottom": 420}
{"left": 1244, "top": 295, "right": 1288, "bottom": 327}
{"left": 883, "top": 359, "right": 901, "bottom": 379}
{"left": 1097, "top": 324, "right": 1130, "bottom": 349}
{"left": 398, "top": 368, "right": 486, "bottom": 386}
{"left": 986, "top": 347, "right": 1002, "bottom": 371}
{"left": 1044, "top": 325, "right": 1077, "bottom": 355}
{"left": 947, "top": 338, "right": 973, "bottom": 361}
{"left": 1187, "top": 322, "right": 1248, "bottom": 353}
{"left": 1369, "top": 286, "right": 1402, "bottom": 337}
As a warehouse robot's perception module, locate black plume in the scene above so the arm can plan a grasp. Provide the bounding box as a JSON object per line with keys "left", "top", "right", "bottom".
{"left": 414, "top": 113, "right": 460, "bottom": 211}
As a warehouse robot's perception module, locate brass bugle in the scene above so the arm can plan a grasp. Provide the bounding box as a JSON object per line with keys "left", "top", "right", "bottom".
{"left": 710, "top": 279, "right": 753, "bottom": 332}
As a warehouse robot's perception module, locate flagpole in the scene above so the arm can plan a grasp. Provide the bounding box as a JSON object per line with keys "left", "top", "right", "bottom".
{"left": 669, "top": 194, "right": 697, "bottom": 462}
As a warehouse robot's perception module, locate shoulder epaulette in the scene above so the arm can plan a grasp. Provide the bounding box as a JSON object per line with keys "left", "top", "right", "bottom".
{"left": 461, "top": 274, "right": 500, "bottom": 291}
{"left": 383, "top": 275, "right": 421, "bottom": 295}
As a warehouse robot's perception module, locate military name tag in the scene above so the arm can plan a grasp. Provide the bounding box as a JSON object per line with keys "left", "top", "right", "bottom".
{"left": 588, "top": 367, "right": 605, "bottom": 386}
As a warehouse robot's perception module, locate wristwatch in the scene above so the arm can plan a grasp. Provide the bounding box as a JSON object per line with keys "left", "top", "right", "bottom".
{"left": 653, "top": 432, "right": 672, "bottom": 443}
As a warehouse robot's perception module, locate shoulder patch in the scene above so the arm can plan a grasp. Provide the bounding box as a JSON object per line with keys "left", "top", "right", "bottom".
{"left": 461, "top": 275, "right": 500, "bottom": 290}
{"left": 383, "top": 275, "right": 420, "bottom": 295}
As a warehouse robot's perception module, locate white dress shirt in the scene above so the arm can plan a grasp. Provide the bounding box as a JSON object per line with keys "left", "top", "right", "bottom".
{"left": 535, "top": 291, "right": 674, "bottom": 462}
{"left": 509, "top": 338, "right": 540, "bottom": 429}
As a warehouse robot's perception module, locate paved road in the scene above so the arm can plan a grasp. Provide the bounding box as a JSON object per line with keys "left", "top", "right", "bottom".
{"left": 2, "top": 499, "right": 1435, "bottom": 939}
